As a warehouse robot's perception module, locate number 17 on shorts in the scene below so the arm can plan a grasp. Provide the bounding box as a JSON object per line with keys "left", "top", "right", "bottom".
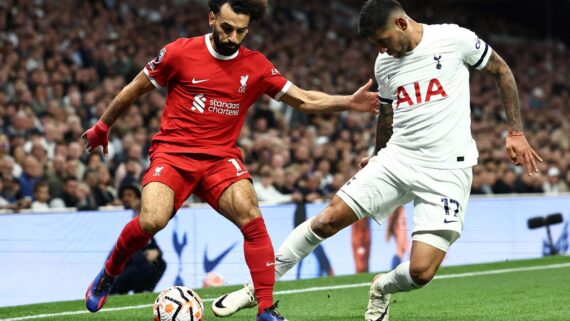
{"left": 441, "top": 197, "right": 460, "bottom": 224}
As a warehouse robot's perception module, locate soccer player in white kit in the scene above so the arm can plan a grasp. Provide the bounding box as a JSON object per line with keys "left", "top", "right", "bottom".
{"left": 211, "top": 0, "right": 543, "bottom": 320}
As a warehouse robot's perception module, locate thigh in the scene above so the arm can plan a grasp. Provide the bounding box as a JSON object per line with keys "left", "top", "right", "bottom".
{"left": 337, "top": 152, "right": 414, "bottom": 224}
{"left": 411, "top": 167, "right": 472, "bottom": 236}
{"left": 216, "top": 179, "right": 260, "bottom": 227}
{"left": 195, "top": 157, "right": 252, "bottom": 210}
{"left": 140, "top": 182, "right": 177, "bottom": 231}
{"left": 142, "top": 154, "right": 200, "bottom": 212}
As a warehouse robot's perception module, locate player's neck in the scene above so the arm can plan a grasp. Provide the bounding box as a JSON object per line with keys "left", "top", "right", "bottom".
{"left": 408, "top": 20, "right": 424, "bottom": 51}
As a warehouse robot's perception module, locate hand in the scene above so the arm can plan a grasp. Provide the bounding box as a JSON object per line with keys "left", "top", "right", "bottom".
{"left": 349, "top": 79, "right": 380, "bottom": 114}
{"left": 144, "top": 249, "right": 160, "bottom": 262}
{"left": 81, "top": 120, "right": 109, "bottom": 156}
{"left": 359, "top": 155, "right": 373, "bottom": 169}
{"left": 291, "top": 192, "right": 303, "bottom": 202}
{"left": 305, "top": 193, "right": 322, "bottom": 203}
{"left": 505, "top": 131, "right": 543, "bottom": 176}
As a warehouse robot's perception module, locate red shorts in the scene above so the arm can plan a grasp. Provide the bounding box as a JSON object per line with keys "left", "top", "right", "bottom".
{"left": 142, "top": 152, "right": 251, "bottom": 212}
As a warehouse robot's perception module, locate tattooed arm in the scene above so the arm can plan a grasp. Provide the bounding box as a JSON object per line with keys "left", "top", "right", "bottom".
{"left": 373, "top": 103, "right": 394, "bottom": 154}
{"left": 360, "top": 103, "right": 393, "bottom": 169}
{"left": 481, "top": 51, "right": 523, "bottom": 131}
{"left": 481, "top": 50, "right": 542, "bottom": 175}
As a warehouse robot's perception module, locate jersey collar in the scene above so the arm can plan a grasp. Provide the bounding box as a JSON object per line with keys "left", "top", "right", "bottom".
{"left": 205, "top": 33, "right": 239, "bottom": 60}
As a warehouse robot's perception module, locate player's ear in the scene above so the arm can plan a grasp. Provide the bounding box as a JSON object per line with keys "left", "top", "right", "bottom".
{"left": 208, "top": 11, "right": 216, "bottom": 28}
{"left": 395, "top": 17, "right": 407, "bottom": 31}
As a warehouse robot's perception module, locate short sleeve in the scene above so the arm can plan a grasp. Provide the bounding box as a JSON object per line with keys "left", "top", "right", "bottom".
{"left": 378, "top": 84, "right": 393, "bottom": 105}
{"left": 261, "top": 64, "right": 291, "bottom": 101}
{"left": 376, "top": 75, "right": 393, "bottom": 105}
{"left": 456, "top": 27, "right": 492, "bottom": 70}
{"left": 144, "top": 40, "right": 180, "bottom": 88}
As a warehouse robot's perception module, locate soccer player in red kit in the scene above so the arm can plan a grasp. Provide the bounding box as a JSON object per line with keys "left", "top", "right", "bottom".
{"left": 83, "top": 1, "right": 378, "bottom": 320}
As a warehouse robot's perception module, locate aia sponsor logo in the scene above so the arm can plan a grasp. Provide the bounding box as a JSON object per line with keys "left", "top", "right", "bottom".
{"left": 396, "top": 78, "right": 448, "bottom": 108}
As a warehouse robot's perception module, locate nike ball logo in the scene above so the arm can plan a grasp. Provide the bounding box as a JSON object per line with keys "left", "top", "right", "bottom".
{"left": 214, "top": 294, "right": 229, "bottom": 309}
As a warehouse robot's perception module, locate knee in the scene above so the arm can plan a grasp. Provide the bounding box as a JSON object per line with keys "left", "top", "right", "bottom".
{"left": 138, "top": 211, "right": 169, "bottom": 234}
{"left": 311, "top": 213, "right": 342, "bottom": 238}
{"left": 236, "top": 207, "right": 261, "bottom": 227}
{"left": 409, "top": 264, "right": 437, "bottom": 286}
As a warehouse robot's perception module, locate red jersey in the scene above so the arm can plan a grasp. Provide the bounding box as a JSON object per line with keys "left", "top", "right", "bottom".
{"left": 143, "top": 34, "right": 291, "bottom": 159}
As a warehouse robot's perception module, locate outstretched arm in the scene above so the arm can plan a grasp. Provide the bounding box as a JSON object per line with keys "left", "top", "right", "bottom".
{"left": 481, "top": 50, "right": 543, "bottom": 175}
{"left": 360, "top": 103, "right": 393, "bottom": 168}
{"left": 279, "top": 80, "right": 379, "bottom": 114}
{"left": 82, "top": 71, "right": 155, "bottom": 155}
{"left": 100, "top": 71, "right": 155, "bottom": 126}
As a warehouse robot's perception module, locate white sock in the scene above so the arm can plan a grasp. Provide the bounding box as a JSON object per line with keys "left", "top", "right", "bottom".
{"left": 375, "top": 261, "right": 423, "bottom": 294}
{"left": 274, "top": 217, "right": 325, "bottom": 280}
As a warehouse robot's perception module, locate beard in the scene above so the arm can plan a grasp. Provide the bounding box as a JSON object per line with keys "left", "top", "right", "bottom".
{"left": 212, "top": 29, "right": 241, "bottom": 56}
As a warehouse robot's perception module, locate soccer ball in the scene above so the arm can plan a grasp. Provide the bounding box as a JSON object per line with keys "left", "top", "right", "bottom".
{"left": 153, "top": 286, "right": 204, "bottom": 321}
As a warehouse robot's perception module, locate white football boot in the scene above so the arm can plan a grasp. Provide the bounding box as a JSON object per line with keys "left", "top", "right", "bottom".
{"left": 365, "top": 274, "right": 391, "bottom": 321}
{"left": 211, "top": 283, "right": 257, "bottom": 317}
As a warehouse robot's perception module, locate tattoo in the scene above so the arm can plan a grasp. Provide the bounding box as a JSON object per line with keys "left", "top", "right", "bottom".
{"left": 482, "top": 51, "right": 523, "bottom": 132}
{"left": 373, "top": 103, "right": 394, "bottom": 154}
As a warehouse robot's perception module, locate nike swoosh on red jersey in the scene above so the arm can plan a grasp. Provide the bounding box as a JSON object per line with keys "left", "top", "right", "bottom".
{"left": 192, "top": 77, "right": 209, "bottom": 84}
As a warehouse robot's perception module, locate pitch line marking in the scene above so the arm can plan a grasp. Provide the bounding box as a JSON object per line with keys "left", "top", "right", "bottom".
{"left": 2, "top": 262, "right": 569, "bottom": 321}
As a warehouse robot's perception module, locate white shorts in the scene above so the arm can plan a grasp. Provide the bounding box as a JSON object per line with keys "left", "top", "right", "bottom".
{"left": 337, "top": 148, "right": 472, "bottom": 251}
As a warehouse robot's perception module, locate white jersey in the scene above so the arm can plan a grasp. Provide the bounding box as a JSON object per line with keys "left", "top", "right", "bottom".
{"left": 375, "top": 23, "right": 492, "bottom": 169}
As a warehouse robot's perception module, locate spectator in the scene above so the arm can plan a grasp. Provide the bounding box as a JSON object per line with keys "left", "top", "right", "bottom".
{"left": 492, "top": 169, "right": 517, "bottom": 194}
{"left": 543, "top": 167, "right": 566, "bottom": 195}
{"left": 30, "top": 182, "right": 50, "bottom": 211}
{"left": 76, "top": 182, "right": 97, "bottom": 211}
{"left": 67, "top": 142, "right": 86, "bottom": 180}
{"left": 61, "top": 177, "right": 80, "bottom": 208}
{"left": 117, "top": 158, "right": 143, "bottom": 192}
{"left": 95, "top": 166, "right": 117, "bottom": 206}
{"left": 0, "top": 155, "right": 19, "bottom": 180}
{"left": 0, "top": 179, "right": 11, "bottom": 210}
{"left": 297, "top": 171, "right": 325, "bottom": 203}
{"left": 45, "top": 154, "right": 67, "bottom": 198}
{"left": 0, "top": 0, "right": 569, "bottom": 209}
{"left": 18, "top": 155, "right": 42, "bottom": 199}
{"left": 254, "top": 167, "right": 301, "bottom": 204}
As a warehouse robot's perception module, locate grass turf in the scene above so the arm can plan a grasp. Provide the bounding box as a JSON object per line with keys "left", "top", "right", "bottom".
{"left": 1, "top": 255, "right": 569, "bottom": 321}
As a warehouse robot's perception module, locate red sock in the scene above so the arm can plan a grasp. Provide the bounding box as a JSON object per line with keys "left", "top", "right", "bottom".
{"left": 240, "top": 216, "right": 275, "bottom": 313}
{"left": 105, "top": 216, "right": 152, "bottom": 277}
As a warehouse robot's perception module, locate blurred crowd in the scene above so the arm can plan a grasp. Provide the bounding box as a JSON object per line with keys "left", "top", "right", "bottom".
{"left": 1, "top": 0, "right": 569, "bottom": 212}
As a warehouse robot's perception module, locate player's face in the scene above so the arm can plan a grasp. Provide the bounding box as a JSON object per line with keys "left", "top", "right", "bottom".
{"left": 209, "top": 3, "right": 250, "bottom": 56}
{"left": 368, "top": 18, "right": 410, "bottom": 58}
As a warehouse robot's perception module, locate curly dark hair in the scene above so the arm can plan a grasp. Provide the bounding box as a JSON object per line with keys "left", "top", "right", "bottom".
{"left": 208, "top": 0, "right": 268, "bottom": 21}
{"left": 359, "top": 0, "right": 404, "bottom": 38}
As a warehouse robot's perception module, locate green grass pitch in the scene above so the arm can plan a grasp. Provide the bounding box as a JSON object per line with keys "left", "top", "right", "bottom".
{"left": 1, "top": 256, "right": 569, "bottom": 321}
